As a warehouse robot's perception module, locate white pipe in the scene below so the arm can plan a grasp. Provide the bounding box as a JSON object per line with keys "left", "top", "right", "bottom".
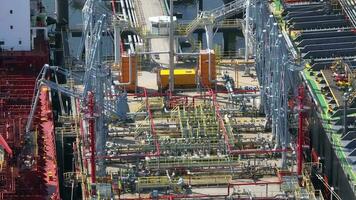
{"left": 121, "top": 0, "right": 135, "bottom": 52}
{"left": 204, "top": 24, "right": 216, "bottom": 84}
{"left": 114, "top": 21, "right": 121, "bottom": 65}
{"left": 169, "top": 0, "right": 175, "bottom": 92}
{"left": 25, "top": 83, "right": 43, "bottom": 133}
{"left": 207, "top": 49, "right": 216, "bottom": 84}
{"left": 231, "top": 93, "right": 259, "bottom": 98}
{"left": 164, "top": 107, "right": 171, "bottom": 113}
{"left": 127, "top": 0, "right": 140, "bottom": 44}
{"left": 120, "top": 0, "right": 127, "bottom": 20}
{"left": 134, "top": 51, "right": 200, "bottom": 56}
{"left": 245, "top": 0, "right": 250, "bottom": 62}
{"left": 208, "top": 49, "right": 213, "bottom": 83}
{"left": 127, "top": 0, "right": 139, "bottom": 26}
{"left": 25, "top": 64, "right": 49, "bottom": 133}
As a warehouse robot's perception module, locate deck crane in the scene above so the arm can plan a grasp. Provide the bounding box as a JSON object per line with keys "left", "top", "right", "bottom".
{"left": 26, "top": 13, "right": 107, "bottom": 133}
{"left": 25, "top": 12, "right": 121, "bottom": 193}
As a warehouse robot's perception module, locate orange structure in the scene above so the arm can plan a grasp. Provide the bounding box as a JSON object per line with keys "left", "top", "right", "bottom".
{"left": 199, "top": 50, "right": 216, "bottom": 87}
{"left": 120, "top": 55, "right": 137, "bottom": 92}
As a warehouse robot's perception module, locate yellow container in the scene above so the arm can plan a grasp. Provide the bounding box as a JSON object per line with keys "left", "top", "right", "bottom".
{"left": 158, "top": 69, "right": 196, "bottom": 89}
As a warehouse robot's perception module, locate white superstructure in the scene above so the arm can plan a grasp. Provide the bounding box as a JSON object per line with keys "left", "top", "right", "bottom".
{"left": 0, "top": 0, "right": 31, "bottom": 51}
{"left": 149, "top": 16, "right": 177, "bottom": 35}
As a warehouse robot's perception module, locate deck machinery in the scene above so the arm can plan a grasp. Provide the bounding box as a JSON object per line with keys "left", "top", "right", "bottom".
{"left": 43, "top": 0, "right": 331, "bottom": 199}
{"left": 2, "top": 0, "right": 356, "bottom": 199}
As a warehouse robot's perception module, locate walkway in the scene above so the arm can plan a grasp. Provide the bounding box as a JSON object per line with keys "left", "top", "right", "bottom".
{"left": 135, "top": 0, "right": 171, "bottom": 65}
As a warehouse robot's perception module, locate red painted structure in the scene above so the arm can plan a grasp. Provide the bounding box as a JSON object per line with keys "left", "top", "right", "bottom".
{"left": 38, "top": 86, "right": 60, "bottom": 200}
{"left": 208, "top": 89, "right": 233, "bottom": 152}
{"left": 297, "top": 85, "right": 304, "bottom": 176}
{"left": 0, "top": 135, "right": 12, "bottom": 156}
{"left": 88, "top": 92, "right": 96, "bottom": 184}
{"left": 0, "top": 32, "right": 59, "bottom": 199}
{"left": 144, "top": 88, "right": 161, "bottom": 157}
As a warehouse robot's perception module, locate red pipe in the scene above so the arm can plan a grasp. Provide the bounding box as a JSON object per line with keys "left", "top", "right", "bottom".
{"left": 127, "top": 91, "right": 165, "bottom": 97}
{"left": 198, "top": 89, "right": 292, "bottom": 156}
{"left": 88, "top": 92, "right": 96, "bottom": 184}
{"left": 121, "top": 88, "right": 291, "bottom": 159}
{"left": 85, "top": 153, "right": 146, "bottom": 160}
{"left": 209, "top": 89, "right": 232, "bottom": 152}
{"left": 218, "top": 89, "right": 259, "bottom": 94}
{"left": 0, "top": 135, "right": 12, "bottom": 156}
{"left": 111, "top": 0, "right": 116, "bottom": 14}
{"left": 207, "top": 89, "right": 294, "bottom": 157}
{"left": 144, "top": 88, "right": 160, "bottom": 157}
{"left": 297, "top": 85, "right": 304, "bottom": 176}
{"left": 77, "top": 99, "right": 86, "bottom": 158}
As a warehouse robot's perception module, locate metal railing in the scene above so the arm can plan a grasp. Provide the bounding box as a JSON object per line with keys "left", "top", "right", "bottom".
{"left": 63, "top": 172, "right": 83, "bottom": 187}
{"left": 146, "top": 156, "right": 238, "bottom": 168}
{"left": 338, "top": 0, "right": 356, "bottom": 27}
{"left": 203, "top": 0, "right": 245, "bottom": 20}
{"left": 177, "top": 0, "right": 245, "bottom": 36}
{"left": 178, "top": 19, "right": 244, "bottom": 33}
{"left": 134, "top": 116, "right": 149, "bottom": 139}
{"left": 138, "top": 174, "right": 233, "bottom": 189}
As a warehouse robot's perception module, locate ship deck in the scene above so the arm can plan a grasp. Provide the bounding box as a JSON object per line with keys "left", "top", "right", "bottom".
{"left": 270, "top": 0, "right": 356, "bottom": 197}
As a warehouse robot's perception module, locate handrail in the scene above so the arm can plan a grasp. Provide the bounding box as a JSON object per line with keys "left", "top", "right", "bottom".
{"left": 179, "top": 0, "right": 245, "bottom": 36}
{"left": 208, "top": 89, "right": 233, "bottom": 152}
{"left": 203, "top": 0, "right": 245, "bottom": 20}
{"left": 134, "top": 116, "right": 149, "bottom": 139}
{"left": 178, "top": 19, "right": 244, "bottom": 30}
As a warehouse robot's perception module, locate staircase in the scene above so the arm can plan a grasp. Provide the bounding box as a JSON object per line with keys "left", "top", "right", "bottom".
{"left": 184, "top": 15, "right": 205, "bottom": 36}
{"left": 203, "top": 0, "right": 246, "bottom": 21}
{"left": 134, "top": 116, "right": 149, "bottom": 139}
{"left": 182, "top": 0, "right": 246, "bottom": 36}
